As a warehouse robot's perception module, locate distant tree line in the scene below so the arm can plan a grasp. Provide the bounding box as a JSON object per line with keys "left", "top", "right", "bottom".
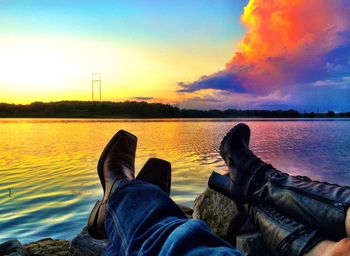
{"left": 179, "top": 109, "right": 301, "bottom": 118}
{"left": 0, "top": 101, "right": 180, "bottom": 118}
{"left": 0, "top": 101, "right": 349, "bottom": 118}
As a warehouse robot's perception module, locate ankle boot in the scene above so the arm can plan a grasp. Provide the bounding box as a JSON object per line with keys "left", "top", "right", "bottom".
{"left": 209, "top": 123, "right": 350, "bottom": 240}
{"left": 209, "top": 123, "right": 272, "bottom": 204}
{"left": 88, "top": 130, "right": 137, "bottom": 239}
{"left": 249, "top": 205, "right": 323, "bottom": 256}
{"left": 137, "top": 158, "right": 171, "bottom": 195}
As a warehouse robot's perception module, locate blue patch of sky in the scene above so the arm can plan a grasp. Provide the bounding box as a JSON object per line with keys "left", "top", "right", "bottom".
{"left": 0, "top": 0, "right": 247, "bottom": 48}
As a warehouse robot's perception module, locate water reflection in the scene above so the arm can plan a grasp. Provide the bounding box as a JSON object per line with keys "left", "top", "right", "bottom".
{"left": 0, "top": 118, "right": 349, "bottom": 243}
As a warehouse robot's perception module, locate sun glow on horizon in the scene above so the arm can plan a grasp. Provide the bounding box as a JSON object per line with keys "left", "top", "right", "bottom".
{"left": 0, "top": 36, "right": 157, "bottom": 103}
{"left": 0, "top": 35, "right": 230, "bottom": 104}
{"left": 0, "top": 0, "right": 246, "bottom": 106}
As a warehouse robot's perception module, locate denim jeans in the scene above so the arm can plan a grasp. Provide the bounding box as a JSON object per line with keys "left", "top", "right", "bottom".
{"left": 104, "top": 180, "right": 242, "bottom": 256}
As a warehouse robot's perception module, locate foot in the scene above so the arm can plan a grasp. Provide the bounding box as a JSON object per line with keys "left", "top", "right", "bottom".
{"left": 137, "top": 158, "right": 171, "bottom": 195}
{"left": 219, "top": 123, "right": 251, "bottom": 169}
{"left": 88, "top": 130, "right": 137, "bottom": 239}
{"left": 209, "top": 123, "right": 270, "bottom": 204}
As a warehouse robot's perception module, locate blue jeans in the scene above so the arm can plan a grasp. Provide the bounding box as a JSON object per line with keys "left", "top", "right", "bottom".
{"left": 104, "top": 180, "right": 242, "bottom": 256}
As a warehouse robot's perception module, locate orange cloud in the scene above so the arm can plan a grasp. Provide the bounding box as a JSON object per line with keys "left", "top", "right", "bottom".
{"left": 178, "top": 0, "right": 350, "bottom": 111}
{"left": 226, "top": 0, "right": 350, "bottom": 92}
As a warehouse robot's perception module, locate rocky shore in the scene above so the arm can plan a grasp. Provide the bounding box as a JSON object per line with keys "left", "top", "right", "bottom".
{"left": 0, "top": 188, "right": 266, "bottom": 256}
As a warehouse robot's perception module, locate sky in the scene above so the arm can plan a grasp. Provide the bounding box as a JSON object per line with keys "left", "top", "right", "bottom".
{"left": 0, "top": 0, "right": 349, "bottom": 112}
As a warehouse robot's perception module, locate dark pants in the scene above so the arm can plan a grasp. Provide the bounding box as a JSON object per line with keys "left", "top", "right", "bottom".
{"left": 104, "top": 180, "right": 242, "bottom": 256}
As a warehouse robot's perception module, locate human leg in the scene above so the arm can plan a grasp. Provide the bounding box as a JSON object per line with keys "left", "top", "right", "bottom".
{"left": 104, "top": 181, "right": 243, "bottom": 255}
{"left": 209, "top": 123, "right": 350, "bottom": 240}
{"left": 249, "top": 204, "right": 350, "bottom": 256}
{"left": 89, "top": 130, "right": 242, "bottom": 255}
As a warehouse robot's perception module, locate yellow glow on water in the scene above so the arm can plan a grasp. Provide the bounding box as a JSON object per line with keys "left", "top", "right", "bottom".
{"left": 1, "top": 118, "right": 348, "bottom": 243}
{"left": 41, "top": 213, "right": 76, "bottom": 224}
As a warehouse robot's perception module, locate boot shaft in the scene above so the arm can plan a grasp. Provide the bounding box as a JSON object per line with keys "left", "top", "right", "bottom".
{"left": 250, "top": 205, "right": 323, "bottom": 256}
{"left": 253, "top": 169, "right": 350, "bottom": 240}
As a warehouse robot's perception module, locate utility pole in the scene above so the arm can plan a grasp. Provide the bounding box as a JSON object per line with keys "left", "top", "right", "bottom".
{"left": 91, "top": 73, "right": 102, "bottom": 101}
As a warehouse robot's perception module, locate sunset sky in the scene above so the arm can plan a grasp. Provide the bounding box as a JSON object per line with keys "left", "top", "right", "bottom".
{"left": 1, "top": 0, "right": 350, "bottom": 111}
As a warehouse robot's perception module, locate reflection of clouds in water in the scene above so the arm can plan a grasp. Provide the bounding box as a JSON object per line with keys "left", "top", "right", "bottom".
{"left": 0, "top": 119, "right": 349, "bottom": 243}
{"left": 247, "top": 121, "right": 350, "bottom": 184}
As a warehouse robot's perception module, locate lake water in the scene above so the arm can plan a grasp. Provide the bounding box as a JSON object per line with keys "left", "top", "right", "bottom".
{"left": 1, "top": 118, "right": 350, "bottom": 243}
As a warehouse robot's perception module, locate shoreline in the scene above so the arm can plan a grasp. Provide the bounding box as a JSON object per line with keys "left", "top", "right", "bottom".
{"left": 1, "top": 100, "right": 349, "bottom": 119}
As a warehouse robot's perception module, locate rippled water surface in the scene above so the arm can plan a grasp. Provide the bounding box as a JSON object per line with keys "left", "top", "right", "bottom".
{"left": 1, "top": 118, "right": 350, "bottom": 243}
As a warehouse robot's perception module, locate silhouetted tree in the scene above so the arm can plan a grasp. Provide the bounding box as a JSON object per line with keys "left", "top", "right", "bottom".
{"left": 327, "top": 110, "right": 335, "bottom": 117}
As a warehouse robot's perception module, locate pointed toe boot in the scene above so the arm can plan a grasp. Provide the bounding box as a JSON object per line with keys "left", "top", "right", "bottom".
{"left": 87, "top": 130, "right": 137, "bottom": 239}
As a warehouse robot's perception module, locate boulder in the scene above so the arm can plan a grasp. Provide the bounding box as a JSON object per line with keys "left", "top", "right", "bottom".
{"left": 193, "top": 187, "right": 239, "bottom": 239}
{"left": 193, "top": 186, "right": 271, "bottom": 255}
{"left": 0, "top": 239, "right": 28, "bottom": 256}
{"left": 236, "top": 232, "right": 271, "bottom": 256}
{"left": 69, "top": 226, "right": 108, "bottom": 256}
{"left": 24, "top": 238, "right": 69, "bottom": 256}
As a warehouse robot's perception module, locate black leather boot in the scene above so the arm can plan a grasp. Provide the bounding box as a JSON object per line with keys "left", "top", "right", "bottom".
{"left": 250, "top": 205, "right": 323, "bottom": 256}
{"left": 209, "top": 123, "right": 272, "bottom": 204}
{"left": 136, "top": 158, "right": 171, "bottom": 195}
{"left": 88, "top": 130, "right": 137, "bottom": 239}
{"left": 209, "top": 123, "right": 350, "bottom": 240}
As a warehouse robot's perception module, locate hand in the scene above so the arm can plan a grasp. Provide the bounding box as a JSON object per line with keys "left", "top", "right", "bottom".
{"left": 305, "top": 239, "right": 350, "bottom": 256}
{"left": 324, "top": 238, "right": 350, "bottom": 256}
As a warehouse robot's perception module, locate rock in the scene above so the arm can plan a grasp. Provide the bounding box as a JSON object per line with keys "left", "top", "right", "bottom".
{"left": 69, "top": 226, "right": 108, "bottom": 256}
{"left": 24, "top": 238, "right": 69, "bottom": 256}
{"left": 193, "top": 187, "right": 273, "bottom": 255}
{"left": 236, "top": 233, "right": 271, "bottom": 256}
{"left": 0, "top": 239, "right": 28, "bottom": 256}
{"left": 193, "top": 187, "right": 239, "bottom": 239}
{"left": 8, "top": 253, "right": 25, "bottom": 256}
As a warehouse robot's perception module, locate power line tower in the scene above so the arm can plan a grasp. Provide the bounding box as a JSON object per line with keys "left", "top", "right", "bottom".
{"left": 91, "top": 73, "right": 102, "bottom": 101}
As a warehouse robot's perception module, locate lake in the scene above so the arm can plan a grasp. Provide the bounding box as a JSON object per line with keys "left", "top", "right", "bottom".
{"left": 1, "top": 118, "right": 350, "bottom": 243}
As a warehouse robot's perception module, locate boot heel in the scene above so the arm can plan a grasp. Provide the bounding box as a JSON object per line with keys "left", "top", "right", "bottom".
{"left": 87, "top": 200, "right": 102, "bottom": 238}
{"left": 208, "top": 171, "right": 231, "bottom": 198}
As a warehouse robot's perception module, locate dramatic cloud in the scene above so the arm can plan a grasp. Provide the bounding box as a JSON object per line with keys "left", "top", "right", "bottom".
{"left": 178, "top": 0, "right": 350, "bottom": 111}
{"left": 178, "top": 71, "right": 246, "bottom": 93}
{"left": 180, "top": 89, "right": 293, "bottom": 110}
